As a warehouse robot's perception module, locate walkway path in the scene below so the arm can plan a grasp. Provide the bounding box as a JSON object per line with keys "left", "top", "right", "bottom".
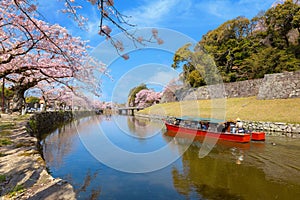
{"left": 0, "top": 114, "right": 75, "bottom": 200}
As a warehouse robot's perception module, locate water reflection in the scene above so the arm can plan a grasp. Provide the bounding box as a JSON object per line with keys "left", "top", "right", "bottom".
{"left": 43, "top": 116, "right": 300, "bottom": 200}
{"left": 164, "top": 133, "right": 300, "bottom": 200}
{"left": 75, "top": 170, "right": 101, "bottom": 200}
{"left": 120, "top": 116, "right": 164, "bottom": 139}
{"left": 42, "top": 116, "right": 102, "bottom": 170}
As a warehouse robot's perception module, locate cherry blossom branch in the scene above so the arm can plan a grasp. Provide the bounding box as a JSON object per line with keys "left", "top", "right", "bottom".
{"left": 14, "top": 0, "right": 73, "bottom": 63}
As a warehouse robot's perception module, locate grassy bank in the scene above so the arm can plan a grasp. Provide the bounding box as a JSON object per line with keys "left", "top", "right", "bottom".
{"left": 138, "top": 96, "right": 300, "bottom": 123}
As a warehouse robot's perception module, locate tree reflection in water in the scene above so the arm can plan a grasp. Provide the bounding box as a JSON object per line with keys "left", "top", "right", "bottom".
{"left": 168, "top": 136, "right": 300, "bottom": 200}
{"left": 43, "top": 116, "right": 103, "bottom": 170}
{"left": 43, "top": 116, "right": 300, "bottom": 200}
{"left": 75, "top": 170, "right": 101, "bottom": 200}
{"left": 126, "top": 116, "right": 164, "bottom": 138}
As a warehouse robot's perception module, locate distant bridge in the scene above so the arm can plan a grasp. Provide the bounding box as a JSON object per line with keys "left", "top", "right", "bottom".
{"left": 117, "top": 107, "right": 144, "bottom": 116}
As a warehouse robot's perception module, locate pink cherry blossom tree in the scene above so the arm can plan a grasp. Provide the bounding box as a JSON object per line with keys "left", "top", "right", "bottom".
{"left": 134, "top": 89, "right": 162, "bottom": 108}
{"left": 62, "top": 0, "right": 164, "bottom": 58}
{"left": 0, "top": 0, "right": 44, "bottom": 68}
{"left": 16, "top": 0, "right": 164, "bottom": 59}
{"left": 1, "top": 0, "right": 164, "bottom": 112}
{"left": 1, "top": 0, "right": 107, "bottom": 111}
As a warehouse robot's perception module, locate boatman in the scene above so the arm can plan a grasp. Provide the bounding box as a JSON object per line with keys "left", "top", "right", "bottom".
{"left": 236, "top": 118, "right": 244, "bottom": 133}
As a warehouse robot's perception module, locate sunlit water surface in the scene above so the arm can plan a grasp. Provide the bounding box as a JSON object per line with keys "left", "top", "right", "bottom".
{"left": 42, "top": 116, "right": 300, "bottom": 200}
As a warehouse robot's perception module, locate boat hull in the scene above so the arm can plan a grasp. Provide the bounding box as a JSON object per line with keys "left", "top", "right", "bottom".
{"left": 165, "top": 123, "right": 251, "bottom": 143}
{"left": 251, "top": 132, "right": 265, "bottom": 141}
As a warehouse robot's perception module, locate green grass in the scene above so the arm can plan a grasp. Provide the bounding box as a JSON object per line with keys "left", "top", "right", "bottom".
{"left": 0, "top": 138, "right": 13, "bottom": 146}
{"left": 0, "top": 123, "right": 15, "bottom": 130}
{"left": 0, "top": 130, "right": 11, "bottom": 137}
{"left": 15, "top": 114, "right": 31, "bottom": 121}
{"left": 0, "top": 174, "right": 6, "bottom": 182}
{"left": 15, "top": 142, "right": 33, "bottom": 148}
{"left": 8, "top": 184, "right": 25, "bottom": 197}
{"left": 18, "top": 150, "right": 39, "bottom": 157}
{"left": 138, "top": 96, "right": 300, "bottom": 123}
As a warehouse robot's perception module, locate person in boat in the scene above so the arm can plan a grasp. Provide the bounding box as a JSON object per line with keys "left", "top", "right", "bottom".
{"left": 226, "top": 121, "right": 236, "bottom": 134}
{"left": 236, "top": 118, "right": 245, "bottom": 133}
{"left": 217, "top": 122, "right": 226, "bottom": 133}
{"left": 201, "top": 122, "right": 208, "bottom": 130}
{"left": 197, "top": 122, "right": 201, "bottom": 129}
{"left": 173, "top": 119, "right": 180, "bottom": 126}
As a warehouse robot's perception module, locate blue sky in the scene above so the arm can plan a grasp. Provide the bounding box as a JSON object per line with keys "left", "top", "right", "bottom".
{"left": 38, "top": 0, "right": 276, "bottom": 103}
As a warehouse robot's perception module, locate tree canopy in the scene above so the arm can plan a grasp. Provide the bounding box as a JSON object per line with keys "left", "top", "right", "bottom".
{"left": 134, "top": 89, "right": 162, "bottom": 108}
{"left": 172, "top": 0, "right": 300, "bottom": 87}
{"left": 128, "top": 84, "right": 148, "bottom": 107}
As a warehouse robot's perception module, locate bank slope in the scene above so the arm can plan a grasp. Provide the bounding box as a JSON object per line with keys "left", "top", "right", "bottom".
{"left": 138, "top": 96, "right": 300, "bottom": 124}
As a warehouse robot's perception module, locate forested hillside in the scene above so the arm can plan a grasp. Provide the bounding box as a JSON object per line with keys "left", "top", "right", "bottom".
{"left": 172, "top": 0, "right": 300, "bottom": 87}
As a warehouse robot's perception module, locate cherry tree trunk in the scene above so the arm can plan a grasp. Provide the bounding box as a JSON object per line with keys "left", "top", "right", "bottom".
{"left": 11, "top": 89, "right": 26, "bottom": 112}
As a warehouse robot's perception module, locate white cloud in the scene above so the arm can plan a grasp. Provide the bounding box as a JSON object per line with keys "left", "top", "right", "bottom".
{"left": 86, "top": 17, "right": 100, "bottom": 38}
{"left": 124, "top": 0, "right": 182, "bottom": 26}
{"left": 147, "top": 71, "right": 179, "bottom": 86}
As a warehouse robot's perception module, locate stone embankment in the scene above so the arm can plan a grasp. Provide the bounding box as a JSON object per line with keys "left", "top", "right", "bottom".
{"left": 27, "top": 111, "right": 94, "bottom": 137}
{"left": 242, "top": 121, "right": 300, "bottom": 137}
{"left": 135, "top": 114, "right": 300, "bottom": 136}
{"left": 0, "top": 111, "right": 95, "bottom": 199}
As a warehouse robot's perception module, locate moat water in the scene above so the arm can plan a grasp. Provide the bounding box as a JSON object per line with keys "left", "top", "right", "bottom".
{"left": 42, "top": 115, "right": 300, "bottom": 200}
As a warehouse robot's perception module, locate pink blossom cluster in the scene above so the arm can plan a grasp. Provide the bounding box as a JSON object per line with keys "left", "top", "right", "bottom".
{"left": 64, "top": 1, "right": 163, "bottom": 60}
{"left": 100, "top": 101, "right": 113, "bottom": 109}
{"left": 134, "top": 89, "right": 162, "bottom": 108}
{"left": 0, "top": 0, "right": 107, "bottom": 110}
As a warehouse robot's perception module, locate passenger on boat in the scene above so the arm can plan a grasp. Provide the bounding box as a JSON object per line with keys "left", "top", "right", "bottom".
{"left": 202, "top": 123, "right": 208, "bottom": 130}
{"left": 217, "top": 123, "right": 226, "bottom": 133}
{"left": 197, "top": 122, "right": 201, "bottom": 129}
{"left": 236, "top": 118, "right": 245, "bottom": 133}
{"left": 173, "top": 119, "right": 180, "bottom": 126}
{"left": 230, "top": 123, "right": 236, "bottom": 133}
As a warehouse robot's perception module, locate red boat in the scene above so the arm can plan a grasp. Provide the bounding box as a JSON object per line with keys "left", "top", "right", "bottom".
{"left": 251, "top": 132, "right": 265, "bottom": 141}
{"left": 164, "top": 117, "right": 265, "bottom": 143}
{"left": 164, "top": 130, "right": 252, "bottom": 150}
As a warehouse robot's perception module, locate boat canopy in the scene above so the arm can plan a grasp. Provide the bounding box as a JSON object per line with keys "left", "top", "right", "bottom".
{"left": 175, "top": 116, "right": 225, "bottom": 124}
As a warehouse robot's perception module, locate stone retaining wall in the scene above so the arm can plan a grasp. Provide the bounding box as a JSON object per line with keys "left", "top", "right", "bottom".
{"left": 242, "top": 120, "right": 300, "bottom": 137}
{"left": 162, "top": 71, "right": 300, "bottom": 102}
{"left": 257, "top": 71, "right": 300, "bottom": 99}
{"left": 27, "top": 111, "right": 95, "bottom": 137}
{"left": 173, "top": 79, "right": 263, "bottom": 101}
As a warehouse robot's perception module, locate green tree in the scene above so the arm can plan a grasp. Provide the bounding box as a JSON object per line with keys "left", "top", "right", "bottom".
{"left": 200, "top": 16, "right": 252, "bottom": 82}
{"left": 193, "top": 1, "right": 300, "bottom": 83}
{"left": 0, "top": 84, "right": 14, "bottom": 109}
{"left": 244, "top": 47, "right": 300, "bottom": 78}
{"left": 265, "top": 0, "right": 300, "bottom": 48}
{"left": 127, "top": 84, "right": 148, "bottom": 107}
{"left": 25, "top": 96, "right": 40, "bottom": 104}
{"left": 172, "top": 44, "right": 221, "bottom": 87}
